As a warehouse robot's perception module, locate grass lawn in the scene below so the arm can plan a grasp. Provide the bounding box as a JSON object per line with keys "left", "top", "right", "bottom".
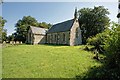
{"left": 2, "top": 44, "right": 102, "bottom": 78}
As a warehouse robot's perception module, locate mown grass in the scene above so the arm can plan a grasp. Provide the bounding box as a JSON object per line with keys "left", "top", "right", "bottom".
{"left": 2, "top": 45, "right": 102, "bottom": 78}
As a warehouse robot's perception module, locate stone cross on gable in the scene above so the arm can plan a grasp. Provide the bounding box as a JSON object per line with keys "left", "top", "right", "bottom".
{"left": 74, "top": 7, "right": 79, "bottom": 19}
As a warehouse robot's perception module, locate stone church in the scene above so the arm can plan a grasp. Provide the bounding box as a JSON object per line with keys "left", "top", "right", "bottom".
{"left": 27, "top": 8, "right": 82, "bottom": 46}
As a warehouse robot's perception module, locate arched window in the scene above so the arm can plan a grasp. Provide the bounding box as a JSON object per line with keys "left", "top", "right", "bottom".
{"left": 76, "top": 28, "right": 79, "bottom": 38}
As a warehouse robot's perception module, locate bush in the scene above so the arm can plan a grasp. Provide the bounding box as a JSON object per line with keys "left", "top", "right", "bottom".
{"left": 87, "top": 29, "right": 110, "bottom": 53}
{"left": 81, "top": 22, "right": 120, "bottom": 79}
{"left": 104, "top": 22, "right": 120, "bottom": 69}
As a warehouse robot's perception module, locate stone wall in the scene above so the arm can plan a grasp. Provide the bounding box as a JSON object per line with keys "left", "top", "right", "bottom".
{"left": 27, "top": 19, "right": 82, "bottom": 46}
{"left": 75, "top": 27, "right": 82, "bottom": 45}
{"left": 70, "top": 19, "right": 82, "bottom": 46}
{"left": 34, "top": 34, "right": 46, "bottom": 44}
{"left": 27, "top": 27, "right": 47, "bottom": 44}
{"left": 27, "top": 29, "right": 34, "bottom": 44}
{"left": 46, "top": 31, "right": 70, "bottom": 45}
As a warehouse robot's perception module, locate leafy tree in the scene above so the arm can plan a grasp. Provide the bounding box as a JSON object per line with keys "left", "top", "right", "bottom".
{"left": 7, "top": 34, "right": 14, "bottom": 42}
{"left": 0, "top": 16, "right": 7, "bottom": 27}
{"left": 74, "top": 22, "right": 120, "bottom": 79}
{"left": 87, "top": 29, "right": 110, "bottom": 53}
{"left": 14, "top": 16, "right": 52, "bottom": 42}
{"left": 14, "top": 16, "right": 39, "bottom": 42}
{"left": 2, "top": 29, "right": 7, "bottom": 41}
{"left": 104, "top": 22, "right": 120, "bottom": 69}
{"left": 0, "top": 16, "right": 7, "bottom": 42}
{"left": 38, "top": 22, "right": 52, "bottom": 29}
{"left": 78, "top": 6, "right": 110, "bottom": 44}
{"left": 84, "top": 22, "right": 120, "bottom": 79}
{"left": 0, "top": 16, "right": 7, "bottom": 34}
{"left": 104, "top": 22, "right": 120, "bottom": 79}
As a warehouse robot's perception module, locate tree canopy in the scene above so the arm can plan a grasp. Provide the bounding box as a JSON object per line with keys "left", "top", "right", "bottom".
{"left": 84, "top": 22, "right": 120, "bottom": 79}
{"left": 14, "top": 16, "right": 52, "bottom": 42}
{"left": 0, "top": 16, "right": 7, "bottom": 27}
{"left": 78, "top": 6, "right": 110, "bottom": 44}
{"left": 0, "top": 16, "right": 7, "bottom": 42}
{"left": 104, "top": 22, "right": 120, "bottom": 69}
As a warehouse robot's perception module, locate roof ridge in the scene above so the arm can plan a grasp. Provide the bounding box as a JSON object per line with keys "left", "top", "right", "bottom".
{"left": 30, "top": 26, "right": 47, "bottom": 29}
{"left": 30, "top": 26, "right": 48, "bottom": 35}
{"left": 47, "top": 18, "right": 75, "bottom": 33}
{"left": 53, "top": 19, "right": 74, "bottom": 26}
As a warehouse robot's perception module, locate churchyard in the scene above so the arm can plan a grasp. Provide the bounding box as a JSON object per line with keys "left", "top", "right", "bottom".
{"left": 2, "top": 44, "right": 103, "bottom": 78}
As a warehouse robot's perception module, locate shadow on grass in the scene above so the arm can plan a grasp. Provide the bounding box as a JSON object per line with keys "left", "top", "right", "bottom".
{"left": 76, "top": 64, "right": 109, "bottom": 79}
{"left": 25, "top": 43, "right": 69, "bottom": 46}
{"left": 43, "top": 43, "right": 69, "bottom": 47}
{"left": 75, "top": 60, "right": 120, "bottom": 80}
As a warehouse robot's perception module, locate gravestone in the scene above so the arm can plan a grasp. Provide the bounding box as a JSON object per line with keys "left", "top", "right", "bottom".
{"left": 3, "top": 41, "right": 6, "bottom": 44}
{"left": 13, "top": 41, "right": 16, "bottom": 45}
{"left": 16, "top": 41, "right": 19, "bottom": 44}
{"left": 2, "top": 41, "right": 6, "bottom": 47}
{"left": 20, "top": 41, "right": 22, "bottom": 44}
{"left": 10, "top": 41, "right": 13, "bottom": 45}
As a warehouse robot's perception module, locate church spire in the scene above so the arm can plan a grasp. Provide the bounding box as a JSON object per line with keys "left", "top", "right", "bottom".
{"left": 74, "top": 7, "right": 78, "bottom": 19}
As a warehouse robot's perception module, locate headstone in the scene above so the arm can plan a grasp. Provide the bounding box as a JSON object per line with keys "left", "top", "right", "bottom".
{"left": 2, "top": 41, "right": 6, "bottom": 47}
{"left": 3, "top": 41, "right": 6, "bottom": 44}
{"left": 16, "top": 41, "right": 19, "bottom": 44}
{"left": 20, "top": 41, "right": 22, "bottom": 44}
{"left": 13, "top": 41, "right": 16, "bottom": 45}
{"left": 10, "top": 41, "right": 13, "bottom": 45}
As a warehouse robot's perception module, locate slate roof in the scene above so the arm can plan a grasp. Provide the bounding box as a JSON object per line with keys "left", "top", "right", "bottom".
{"left": 30, "top": 26, "right": 48, "bottom": 35}
{"left": 47, "top": 19, "right": 74, "bottom": 33}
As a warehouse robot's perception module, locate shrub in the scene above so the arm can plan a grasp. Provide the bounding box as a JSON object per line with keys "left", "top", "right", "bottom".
{"left": 82, "top": 22, "right": 120, "bottom": 79}
{"left": 87, "top": 29, "right": 110, "bottom": 53}
{"left": 104, "top": 22, "right": 120, "bottom": 69}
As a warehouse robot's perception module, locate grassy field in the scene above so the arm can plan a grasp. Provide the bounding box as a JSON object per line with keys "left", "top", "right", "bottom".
{"left": 2, "top": 44, "right": 102, "bottom": 78}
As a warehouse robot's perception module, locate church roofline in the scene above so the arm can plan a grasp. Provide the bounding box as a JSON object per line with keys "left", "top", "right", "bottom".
{"left": 47, "top": 19, "right": 74, "bottom": 33}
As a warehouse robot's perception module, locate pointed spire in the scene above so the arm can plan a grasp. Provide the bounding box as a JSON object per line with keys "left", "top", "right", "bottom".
{"left": 74, "top": 7, "right": 78, "bottom": 19}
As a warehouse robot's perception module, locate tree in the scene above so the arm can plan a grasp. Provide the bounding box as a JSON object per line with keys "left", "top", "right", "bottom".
{"left": 7, "top": 34, "right": 14, "bottom": 42}
{"left": 78, "top": 6, "right": 110, "bottom": 44}
{"left": 0, "top": 16, "right": 7, "bottom": 27}
{"left": 104, "top": 22, "right": 120, "bottom": 69}
{"left": 87, "top": 29, "right": 110, "bottom": 53}
{"left": 0, "top": 16, "right": 7, "bottom": 42}
{"left": 2, "top": 29, "right": 7, "bottom": 41}
{"left": 14, "top": 16, "right": 52, "bottom": 43}
{"left": 84, "top": 22, "right": 120, "bottom": 79}
{"left": 103, "top": 22, "right": 120, "bottom": 79}
{"left": 74, "top": 22, "right": 120, "bottom": 79}
{"left": 14, "top": 16, "right": 38, "bottom": 42}
{"left": 38, "top": 22, "right": 52, "bottom": 29}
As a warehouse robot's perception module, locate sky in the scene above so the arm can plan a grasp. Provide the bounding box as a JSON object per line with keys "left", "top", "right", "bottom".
{"left": 1, "top": 1, "right": 118, "bottom": 36}
{"left": 3, "top": 0, "right": 118, "bottom": 2}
